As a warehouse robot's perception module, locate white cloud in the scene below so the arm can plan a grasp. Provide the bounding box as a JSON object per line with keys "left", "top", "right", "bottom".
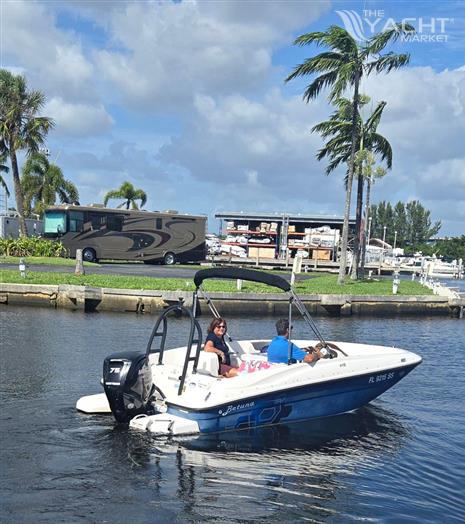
{"left": 421, "top": 158, "right": 465, "bottom": 200}
{"left": 45, "top": 98, "right": 114, "bottom": 137}
{"left": 2, "top": 0, "right": 95, "bottom": 101}
{"left": 94, "top": 0, "right": 329, "bottom": 111}
{"left": 358, "top": 65, "right": 465, "bottom": 232}
{"left": 159, "top": 89, "right": 344, "bottom": 214}
{"left": 363, "top": 66, "right": 465, "bottom": 164}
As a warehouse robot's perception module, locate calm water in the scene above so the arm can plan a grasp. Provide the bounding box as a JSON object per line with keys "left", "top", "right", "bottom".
{"left": 1, "top": 306, "right": 464, "bottom": 523}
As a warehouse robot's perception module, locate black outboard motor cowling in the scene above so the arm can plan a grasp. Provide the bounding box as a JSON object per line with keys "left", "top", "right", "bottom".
{"left": 102, "top": 351, "right": 153, "bottom": 423}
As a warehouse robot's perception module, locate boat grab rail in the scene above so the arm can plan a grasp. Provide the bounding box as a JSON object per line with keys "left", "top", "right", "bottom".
{"left": 146, "top": 304, "right": 203, "bottom": 396}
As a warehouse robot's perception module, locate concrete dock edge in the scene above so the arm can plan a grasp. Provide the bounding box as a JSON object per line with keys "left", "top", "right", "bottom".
{"left": 1, "top": 282, "right": 463, "bottom": 317}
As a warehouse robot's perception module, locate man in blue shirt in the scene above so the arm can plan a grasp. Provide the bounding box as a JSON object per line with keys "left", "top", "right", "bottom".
{"left": 267, "top": 319, "right": 322, "bottom": 364}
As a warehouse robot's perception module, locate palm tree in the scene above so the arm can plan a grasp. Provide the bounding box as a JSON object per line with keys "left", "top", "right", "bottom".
{"left": 0, "top": 151, "right": 10, "bottom": 198}
{"left": 103, "top": 181, "right": 147, "bottom": 210}
{"left": 312, "top": 96, "right": 392, "bottom": 278}
{"left": 0, "top": 69, "right": 54, "bottom": 235}
{"left": 357, "top": 151, "right": 386, "bottom": 275}
{"left": 285, "top": 24, "right": 413, "bottom": 283}
{"left": 21, "top": 152, "right": 79, "bottom": 217}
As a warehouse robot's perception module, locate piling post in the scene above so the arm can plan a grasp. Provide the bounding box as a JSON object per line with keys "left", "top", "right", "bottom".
{"left": 75, "top": 249, "right": 85, "bottom": 276}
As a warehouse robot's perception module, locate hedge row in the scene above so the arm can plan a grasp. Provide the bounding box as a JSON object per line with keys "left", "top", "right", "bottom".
{"left": 0, "top": 237, "right": 66, "bottom": 257}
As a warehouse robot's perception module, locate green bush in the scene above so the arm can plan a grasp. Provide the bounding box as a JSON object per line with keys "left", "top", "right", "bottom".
{"left": 0, "top": 237, "right": 66, "bottom": 257}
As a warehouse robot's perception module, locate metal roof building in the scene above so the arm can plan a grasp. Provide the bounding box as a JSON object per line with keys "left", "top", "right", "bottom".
{"left": 215, "top": 211, "right": 355, "bottom": 227}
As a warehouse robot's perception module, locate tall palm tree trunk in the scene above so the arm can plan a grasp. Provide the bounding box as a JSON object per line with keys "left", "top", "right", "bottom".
{"left": 360, "top": 176, "right": 372, "bottom": 275}
{"left": 10, "top": 149, "right": 28, "bottom": 236}
{"left": 350, "top": 164, "right": 364, "bottom": 280}
{"left": 338, "top": 72, "right": 360, "bottom": 284}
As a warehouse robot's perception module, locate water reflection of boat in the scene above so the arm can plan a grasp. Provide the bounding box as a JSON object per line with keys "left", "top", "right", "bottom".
{"left": 77, "top": 268, "right": 422, "bottom": 436}
{"left": 111, "top": 405, "right": 410, "bottom": 523}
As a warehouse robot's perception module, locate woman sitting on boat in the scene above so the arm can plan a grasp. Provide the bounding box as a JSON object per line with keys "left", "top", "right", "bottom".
{"left": 204, "top": 318, "right": 238, "bottom": 378}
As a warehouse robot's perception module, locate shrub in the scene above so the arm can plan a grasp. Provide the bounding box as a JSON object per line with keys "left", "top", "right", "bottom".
{"left": 0, "top": 237, "right": 66, "bottom": 257}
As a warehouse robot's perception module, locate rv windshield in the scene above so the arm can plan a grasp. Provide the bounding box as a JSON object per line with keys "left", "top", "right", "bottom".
{"left": 44, "top": 211, "right": 66, "bottom": 234}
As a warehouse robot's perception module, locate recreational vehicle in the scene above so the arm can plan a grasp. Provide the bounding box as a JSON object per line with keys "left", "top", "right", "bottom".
{"left": 43, "top": 204, "right": 206, "bottom": 264}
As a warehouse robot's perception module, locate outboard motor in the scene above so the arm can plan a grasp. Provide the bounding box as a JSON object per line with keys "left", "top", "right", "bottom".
{"left": 102, "top": 351, "right": 153, "bottom": 423}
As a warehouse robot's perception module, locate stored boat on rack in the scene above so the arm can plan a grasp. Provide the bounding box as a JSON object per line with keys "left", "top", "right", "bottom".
{"left": 76, "top": 268, "right": 422, "bottom": 436}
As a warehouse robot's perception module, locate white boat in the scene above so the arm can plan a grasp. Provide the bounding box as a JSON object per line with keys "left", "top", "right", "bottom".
{"left": 404, "top": 256, "right": 464, "bottom": 279}
{"left": 76, "top": 268, "right": 422, "bottom": 436}
{"left": 427, "top": 260, "right": 464, "bottom": 279}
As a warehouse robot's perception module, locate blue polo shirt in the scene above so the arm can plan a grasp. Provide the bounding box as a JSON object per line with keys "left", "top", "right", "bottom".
{"left": 267, "top": 335, "right": 307, "bottom": 364}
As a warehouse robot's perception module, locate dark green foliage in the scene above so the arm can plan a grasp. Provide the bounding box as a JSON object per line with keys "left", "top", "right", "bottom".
{"left": 370, "top": 200, "right": 441, "bottom": 247}
{"left": 0, "top": 237, "right": 65, "bottom": 257}
{"left": 0, "top": 151, "right": 9, "bottom": 196}
{"left": 428, "top": 236, "right": 465, "bottom": 260}
{"left": 21, "top": 152, "right": 79, "bottom": 217}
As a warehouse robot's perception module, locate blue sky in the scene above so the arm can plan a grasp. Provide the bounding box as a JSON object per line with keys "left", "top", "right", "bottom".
{"left": 1, "top": 0, "right": 464, "bottom": 235}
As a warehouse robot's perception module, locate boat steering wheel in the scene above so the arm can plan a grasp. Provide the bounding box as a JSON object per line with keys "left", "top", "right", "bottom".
{"left": 315, "top": 341, "right": 347, "bottom": 358}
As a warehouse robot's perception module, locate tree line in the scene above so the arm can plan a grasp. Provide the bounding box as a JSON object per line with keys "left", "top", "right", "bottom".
{"left": 369, "top": 200, "right": 441, "bottom": 248}
{"left": 369, "top": 200, "right": 464, "bottom": 260}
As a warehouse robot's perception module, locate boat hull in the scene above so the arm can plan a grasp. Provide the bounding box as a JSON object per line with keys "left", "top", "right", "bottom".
{"left": 165, "top": 362, "right": 419, "bottom": 433}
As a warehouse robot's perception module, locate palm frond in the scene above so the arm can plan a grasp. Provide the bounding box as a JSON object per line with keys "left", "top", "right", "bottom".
{"left": 371, "top": 133, "right": 393, "bottom": 168}
{"left": 293, "top": 31, "right": 329, "bottom": 47}
{"left": 285, "top": 53, "right": 342, "bottom": 83}
{"left": 0, "top": 175, "right": 10, "bottom": 197}
{"left": 311, "top": 120, "right": 352, "bottom": 138}
{"left": 57, "top": 179, "right": 79, "bottom": 203}
{"left": 366, "top": 53, "right": 410, "bottom": 75}
{"left": 301, "top": 70, "right": 340, "bottom": 102}
{"left": 321, "top": 26, "right": 359, "bottom": 55}
{"left": 103, "top": 189, "right": 123, "bottom": 206}
{"left": 134, "top": 189, "right": 147, "bottom": 208}
{"left": 364, "top": 101, "right": 387, "bottom": 132}
{"left": 326, "top": 155, "right": 347, "bottom": 175}
{"left": 22, "top": 152, "right": 49, "bottom": 177}
{"left": 365, "top": 22, "right": 415, "bottom": 55}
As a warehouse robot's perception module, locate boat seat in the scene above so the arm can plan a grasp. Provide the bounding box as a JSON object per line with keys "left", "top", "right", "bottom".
{"left": 195, "top": 351, "right": 220, "bottom": 378}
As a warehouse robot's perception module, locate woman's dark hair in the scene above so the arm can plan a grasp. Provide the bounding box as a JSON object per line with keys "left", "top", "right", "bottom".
{"left": 208, "top": 317, "right": 227, "bottom": 333}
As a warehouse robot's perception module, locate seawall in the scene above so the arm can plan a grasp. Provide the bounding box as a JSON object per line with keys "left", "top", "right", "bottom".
{"left": 1, "top": 283, "right": 463, "bottom": 317}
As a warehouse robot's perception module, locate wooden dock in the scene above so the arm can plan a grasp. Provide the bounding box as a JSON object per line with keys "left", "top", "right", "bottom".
{"left": 207, "top": 255, "right": 424, "bottom": 276}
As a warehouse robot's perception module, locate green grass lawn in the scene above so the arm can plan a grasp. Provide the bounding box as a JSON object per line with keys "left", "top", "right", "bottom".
{"left": 0, "top": 256, "right": 208, "bottom": 269}
{"left": 0, "top": 268, "right": 432, "bottom": 295}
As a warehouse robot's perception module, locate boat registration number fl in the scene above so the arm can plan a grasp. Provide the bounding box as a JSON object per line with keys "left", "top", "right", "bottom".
{"left": 368, "top": 372, "right": 395, "bottom": 384}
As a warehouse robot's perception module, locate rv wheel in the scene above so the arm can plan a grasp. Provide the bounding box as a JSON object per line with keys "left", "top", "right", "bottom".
{"left": 82, "top": 248, "right": 97, "bottom": 263}
{"left": 163, "top": 252, "right": 176, "bottom": 265}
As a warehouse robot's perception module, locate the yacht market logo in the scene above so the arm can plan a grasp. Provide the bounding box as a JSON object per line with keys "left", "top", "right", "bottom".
{"left": 336, "top": 9, "right": 452, "bottom": 43}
